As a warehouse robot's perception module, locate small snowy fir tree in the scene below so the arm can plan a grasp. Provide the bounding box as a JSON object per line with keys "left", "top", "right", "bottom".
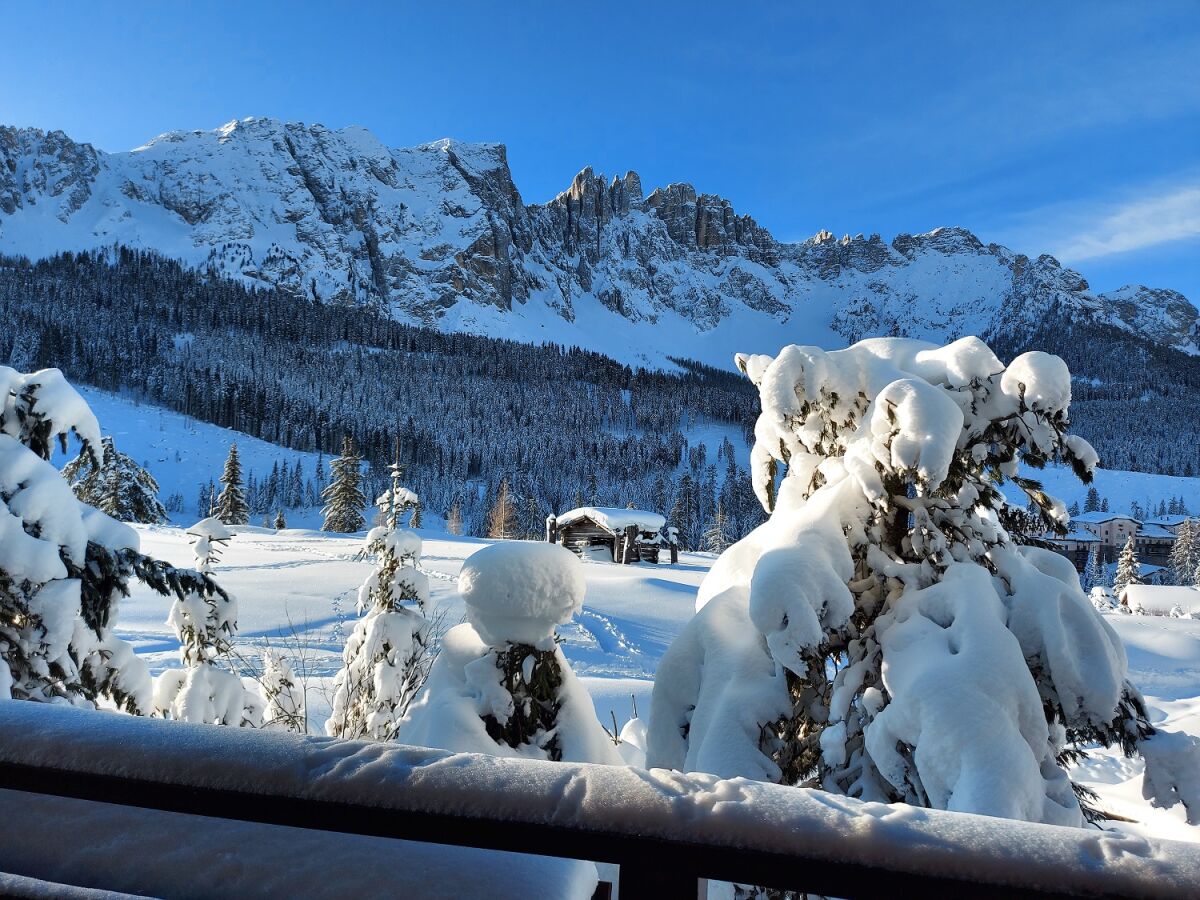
{"left": 322, "top": 435, "right": 366, "bottom": 533}
{"left": 261, "top": 649, "right": 305, "bottom": 732}
{"left": 153, "top": 517, "right": 258, "bottom": 725}
{"left": 702, "top": 499, "right": 733, "bottom": 555}
{"left": 327, "top": 466, "right": 432, "bottom": 740}
{"left": 215, "top": 442, "right": 249, "bottom": 525}
{"left": 62, "top": 436, "right": 168, "bottom": 524}
{"left": 487, "top": 476, "right": 517, "bottom": 539}
{"left": 1089, "top": 585, "right": 1118, "bottom": 613}
{"left": 1114, "top": 533, "right": 1142, "bottom": 600}
{"left": 399, "top": 542, "right": 621, "bottom": 765}
{"left": 646, "top": 337, "right": 1176, "bottom": 828}
{"left": 273, "top": 509, "right": 287, "bottom": 530}
{"left": 410, "top": 499, "right": 423, "bottom": 529}
{"left": 1079, "top": 542, "right": 1098, "bottom": 593}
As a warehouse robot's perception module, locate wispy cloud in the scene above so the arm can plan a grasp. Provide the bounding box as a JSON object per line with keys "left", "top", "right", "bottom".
{"left": 1051, "top": 184, "right": 1200, "bottom": 262}
{"left": 997, "top": 176, "right": 1200, "bottom": 264}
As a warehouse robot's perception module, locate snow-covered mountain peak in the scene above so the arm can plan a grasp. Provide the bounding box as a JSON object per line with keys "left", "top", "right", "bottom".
{"left": 0, "top": 116, "right": 1196, "bottom": 367}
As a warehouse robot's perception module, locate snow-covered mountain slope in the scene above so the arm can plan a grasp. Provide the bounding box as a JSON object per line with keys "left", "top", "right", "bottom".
{"left": 3, "top": 118, "right": 1197, "bottom": 367}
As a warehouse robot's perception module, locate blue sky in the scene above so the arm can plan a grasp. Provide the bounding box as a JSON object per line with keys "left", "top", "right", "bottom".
{"left": 3, "top": 1, "right": 1199, "bottom": 298}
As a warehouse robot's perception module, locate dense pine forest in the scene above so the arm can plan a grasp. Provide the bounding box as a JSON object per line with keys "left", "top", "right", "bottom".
{"left": 0, "top": 249, "right": 762, "bottom": 543}
{"left": 2, "top": 249, "right": 1197, "bottom": 541}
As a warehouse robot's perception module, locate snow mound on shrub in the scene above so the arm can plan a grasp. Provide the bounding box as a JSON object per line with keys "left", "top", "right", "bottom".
{"left": 459, "top": 542, "right": 586, "bottom": 646}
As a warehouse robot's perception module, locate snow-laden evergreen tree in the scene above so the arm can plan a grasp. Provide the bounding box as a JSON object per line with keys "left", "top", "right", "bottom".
{"left": 1081, "top": 542, "right": 1104, "bottom": 593}
{"left": 670, "top": 472, "right": 700, "bottom": 551}
{"left": 1083, "top": 486, "right": 1101, "bottom": 513}
{"left": 702, "top": 498, "right": 733, "bottom": 555}
{"left": 0, "top": 366, "right": 221, "bottom": 714}
{"left": 410, "top": 499, "right": 423, "bottom": 529}
{"left": 153, "top": 517, "right": 258, "bottom": 725}
{"left": 327, "top": 465, "right": 432, "bottom": 740}
{"left": 261, "top": 649, "right": 305, "bottom": 732}
{"left": 487, "top": 476, "right": 517, "bottom": 540}
{"left": 399, "top": 542, "right": 620, "bottom": 765}
{"left": 1114, "top": 533, "right": 1143, "bottom": 600}
{"left": 215, "top": 442, "right": 249, "bottom": 525}
{"left": 62, "top": 436, "right": 168, "bottom": 524}
{"left": 322, "top": 435, "right": 366, "bottom": 533}
{"left": 273, "top": 509, "right": 287, "bottom": 530}
{"left": 646, "top": 337, "right": 1190, "bottom": 828}
{"left": 374, "top": 475, "right": 417, "bottom": 527}
{"left": 1170, "top": 519, "right": 1196, "bottom": 585}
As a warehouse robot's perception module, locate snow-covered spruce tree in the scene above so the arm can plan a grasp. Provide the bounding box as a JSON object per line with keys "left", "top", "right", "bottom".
{"left": 1082, "top": 542, "right": 1104, "bottom": 593}
{"left": 399, "top": 542, "right": 620, "bottom": 765}
{"left": 0, "top": 366, "right": 224, "bottom": 713}
{"left": 1170, "top": 519, "right": 1196, "bottom": 585}
{"left": 327, "top": 467, "right": 432, "bottom": 740}
{"left": 646, "top": 337, "right": 1172, "bottom": 827}
{"left": 273, "top": 509, "right": 286, "bottom": 530}
{"left": 1114, "top": 533, "right": 1142, "bottom": 600}
{"left": 62, "top": 435, "right": 168, "bottom": 524}
{"left": 374, "top": 479, "right": 417, "bottom": 528}
{"left": 215, "top": 442, "right": 249, "bottom": 525}
{"left": 702, "top": 498, "right": 733, "bottom": 555}
{"left": 322, "top": 435, "right": 366, "bottom": 533}
{"left": 153, "top": 517, "right": 258, "bottom": 725}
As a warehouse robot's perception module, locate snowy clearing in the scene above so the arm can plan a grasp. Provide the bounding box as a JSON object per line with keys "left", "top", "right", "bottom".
{"left": 110, "top": 522, "right": 1200, "bottom": 845}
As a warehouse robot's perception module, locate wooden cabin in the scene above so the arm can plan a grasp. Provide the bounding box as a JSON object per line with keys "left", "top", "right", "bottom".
{"left": 547, "top": 506, "right": 677, "bottom": 564}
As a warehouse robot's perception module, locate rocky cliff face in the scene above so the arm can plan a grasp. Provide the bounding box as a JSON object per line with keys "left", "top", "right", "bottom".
{"left": 1, "top": 117, "right": 1196, "bottom": 365}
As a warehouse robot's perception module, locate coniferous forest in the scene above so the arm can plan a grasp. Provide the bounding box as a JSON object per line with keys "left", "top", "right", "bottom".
{"left": 0, "top": 249, "right": 762, "bottom": 543}
{"left": 2, "top": 248, "right": 1198, "bottom": 542}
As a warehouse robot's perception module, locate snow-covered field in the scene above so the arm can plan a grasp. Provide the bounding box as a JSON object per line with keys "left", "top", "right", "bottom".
{"left": 118, "top": 522, "right": 1200, "bottom": 845}
{"left": 36, "top": 382, "right": 1200, "bottom": 848}
{"left": 124, "top": 524, "right": 708, "bottom": 734}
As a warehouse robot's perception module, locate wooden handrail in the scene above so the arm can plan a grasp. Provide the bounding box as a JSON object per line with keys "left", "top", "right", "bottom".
{"left": 0, "top": 702, "right": 1195, "bottom": 899}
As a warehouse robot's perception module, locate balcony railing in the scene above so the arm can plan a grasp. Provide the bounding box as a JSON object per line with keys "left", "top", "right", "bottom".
{"left": 0, "top": 702, "right": 1196, "bottom": 899}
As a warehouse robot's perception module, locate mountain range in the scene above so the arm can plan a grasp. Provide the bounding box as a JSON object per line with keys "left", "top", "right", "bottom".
{"left": 2, "top": 116, "right": 1197, "bottom": 368}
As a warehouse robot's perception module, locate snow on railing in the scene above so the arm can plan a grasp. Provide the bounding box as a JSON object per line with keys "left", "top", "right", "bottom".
{"left": 0, "top": 702, "right": 1196, "bottom": 899}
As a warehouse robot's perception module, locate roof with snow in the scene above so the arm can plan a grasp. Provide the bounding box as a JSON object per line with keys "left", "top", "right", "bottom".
{"left": 1139, "top": 524, "right": 1178, "bottom": 540}
{"left": 1147, "top": 515, "right": 1191, "bottom": 527}
{"left": 1120, "top": 584, "right": 1200, "bottom": 615}
{"left": 1071, "top": 511, "right": 1140, "bottom": 524}
{"left": 555, "top": 506, "right": 666, "bottom": 534}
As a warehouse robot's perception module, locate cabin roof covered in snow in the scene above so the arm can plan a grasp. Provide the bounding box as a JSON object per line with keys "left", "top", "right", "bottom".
{"left": 556, "top": 506, "right": 666, "bottom": 534}
{"left": 1121, "top": 584, "right": 1200, "bottom": 614}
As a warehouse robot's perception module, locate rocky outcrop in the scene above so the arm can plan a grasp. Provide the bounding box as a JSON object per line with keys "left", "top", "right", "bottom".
{"left": 0, "top": 117, "right": 1196, "bottom": 361}
{"left": 0, "top": 126, "right": 99, "bottom": 220}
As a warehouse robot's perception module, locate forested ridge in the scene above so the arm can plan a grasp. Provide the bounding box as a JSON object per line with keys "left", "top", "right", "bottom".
{"left": 0, "top": 249, "right": 761, "bottom": 542}
{"left": 2, "top": 249, "right": 1195, "bottom": 541}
